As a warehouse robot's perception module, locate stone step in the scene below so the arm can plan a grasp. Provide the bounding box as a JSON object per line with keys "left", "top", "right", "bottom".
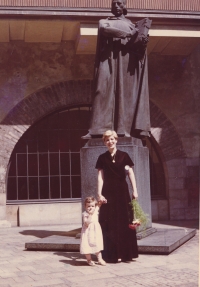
{"left": 138, "top": 228, "right": 196, "bottom": 255}
{"left": 0, "top": 220, "right": 11, "bottom": 228}
{"left": 25, "top": 227, "right": 196, "bottom": 255}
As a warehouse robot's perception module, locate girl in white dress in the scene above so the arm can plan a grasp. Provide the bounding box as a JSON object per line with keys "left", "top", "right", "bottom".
{"left": 80, "top": 196, "right": 106, "bottom": 266}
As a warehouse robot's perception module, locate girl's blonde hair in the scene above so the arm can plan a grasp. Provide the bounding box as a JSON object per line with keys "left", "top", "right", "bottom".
{"left": 102, "top": 130, "right": 118, "bottom": 142}
{"left": 84, "top": 196, "right": 98, "bottom": 206}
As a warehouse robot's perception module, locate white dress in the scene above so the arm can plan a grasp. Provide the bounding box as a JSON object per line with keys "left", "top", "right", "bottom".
{"left": 80, "top": 207, "right": 103, "bottom": 254}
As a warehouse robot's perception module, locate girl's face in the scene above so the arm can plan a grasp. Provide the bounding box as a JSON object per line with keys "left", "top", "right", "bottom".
{"left": 85, "top": 202, "right": 96, "bottom": 214}
{"left": 104, "top": 135, "right": 117, "bottom": 150}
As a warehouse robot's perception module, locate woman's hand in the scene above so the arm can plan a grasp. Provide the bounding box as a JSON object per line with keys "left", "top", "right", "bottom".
{"left": 132, "top": 191, "right": 138, "bottom": 200}
{"left": 98, "top": 195, "right": 107, "bottom": 204}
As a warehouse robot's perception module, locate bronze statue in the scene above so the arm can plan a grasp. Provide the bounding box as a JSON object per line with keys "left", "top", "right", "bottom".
{"left": 83, "top": 0, "right": 151, "bottom": 139}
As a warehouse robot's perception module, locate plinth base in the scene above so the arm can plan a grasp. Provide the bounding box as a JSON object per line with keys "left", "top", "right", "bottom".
{"left": 75, "top": 227, "right": 157, "bottom": 240}
{"left": 25, "top": 227, "right": 196, "bottom": 255}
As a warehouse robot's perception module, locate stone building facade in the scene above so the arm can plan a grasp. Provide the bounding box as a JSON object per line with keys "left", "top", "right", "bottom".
{"left": 0, "top": 1, "right": 199, "bottom": 227}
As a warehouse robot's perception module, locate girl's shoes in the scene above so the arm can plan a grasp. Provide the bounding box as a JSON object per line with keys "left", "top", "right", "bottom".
{"left": 87, "top": 260, "right": 95, "bottom": 266}
{"left": 98, "top": 259, "right": 106, "bottom": 266}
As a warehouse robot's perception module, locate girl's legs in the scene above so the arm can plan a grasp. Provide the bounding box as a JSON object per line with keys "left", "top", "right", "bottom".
{"left": 85, "top": 254, "right": 95, "bottom": 266}
{"left": 96, "top": 252, "right": 106, "bottom": 266}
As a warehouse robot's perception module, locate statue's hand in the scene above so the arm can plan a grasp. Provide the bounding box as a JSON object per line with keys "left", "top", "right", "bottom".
{"left": 128, "top": 27, "right": 139, "bottom": 37}
{"left": 141, "top": 34, "right": 149, "bottom": 47}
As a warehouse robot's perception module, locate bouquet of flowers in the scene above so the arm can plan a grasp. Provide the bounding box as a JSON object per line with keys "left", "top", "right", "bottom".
{"left": 129, "top": 199, "right": 149, "bottom": 230}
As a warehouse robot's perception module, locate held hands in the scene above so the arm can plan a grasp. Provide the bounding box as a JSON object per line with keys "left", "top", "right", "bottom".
{"left": 98, "top": 195, "right": 107, "bottom": 204}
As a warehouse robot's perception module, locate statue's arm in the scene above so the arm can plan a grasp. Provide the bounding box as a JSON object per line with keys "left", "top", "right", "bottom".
{"left": 100, "top": 22, "right": 138, "bottom": 39}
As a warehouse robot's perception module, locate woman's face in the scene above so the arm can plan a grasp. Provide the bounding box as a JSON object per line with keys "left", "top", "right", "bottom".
{"left": 104, "top": 135, "right": 117, "bottom": 150}
{"left": 111, "top": 0, "right": 125, "bottom": 17}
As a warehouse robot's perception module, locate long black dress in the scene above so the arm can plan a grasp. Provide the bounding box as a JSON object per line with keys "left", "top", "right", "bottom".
{"left": 95, "top": 149, "right": 138, "bottom": 263}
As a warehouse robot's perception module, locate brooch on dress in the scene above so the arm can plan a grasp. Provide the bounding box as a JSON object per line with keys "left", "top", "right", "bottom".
{"left": 111, "top": 153, "right": 116, "bottom": 163}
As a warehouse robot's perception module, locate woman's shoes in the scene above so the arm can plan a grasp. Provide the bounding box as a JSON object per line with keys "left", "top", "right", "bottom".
{"left": 98, "top": 259, "right": 106, "bottom": 266}
{"left": 87, "top": 260, "right": 95, "bottom": 266}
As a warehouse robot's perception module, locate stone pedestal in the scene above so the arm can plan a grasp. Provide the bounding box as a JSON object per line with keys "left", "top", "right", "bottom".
{"left": 80, "top": 137, "right": 152, "bottom": 229}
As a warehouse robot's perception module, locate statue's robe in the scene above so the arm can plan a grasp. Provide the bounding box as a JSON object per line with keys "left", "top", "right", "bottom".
{"left": 88, "top": 16, "right": 150, "bottom": 137}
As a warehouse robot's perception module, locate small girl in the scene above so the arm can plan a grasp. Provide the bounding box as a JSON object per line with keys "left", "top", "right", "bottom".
{"left": 80, "top": 196, "right": 106, "bottom": 266}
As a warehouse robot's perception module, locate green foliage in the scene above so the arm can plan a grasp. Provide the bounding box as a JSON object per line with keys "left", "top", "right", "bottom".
{"left": 130, "top": 199, "right": 149, "bottom": 229}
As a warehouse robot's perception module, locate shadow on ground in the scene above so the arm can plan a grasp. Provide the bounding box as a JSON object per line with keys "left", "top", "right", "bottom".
{"left": 54, "top": 251, "right": 88, "bottom": 266}
{"left": 19, "top": 228, "right": 81, "bottom": 238}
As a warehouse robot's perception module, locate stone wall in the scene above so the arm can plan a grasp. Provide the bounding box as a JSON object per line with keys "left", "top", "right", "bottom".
{"left": 148, "top": 45, "right": 200, "bottom": 159}
{"left": 148, "top": 44, "right": 200, "bottom": 221}
{"left": 0, "top": 42, "right": 94, "bottom": 121}
{"left": 6, "top": 202, "right": 82, "bottom": 227}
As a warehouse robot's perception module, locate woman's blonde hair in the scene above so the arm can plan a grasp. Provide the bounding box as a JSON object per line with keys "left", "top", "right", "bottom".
{"left": 102, "top": 130, "right": 118, "bottom": 142}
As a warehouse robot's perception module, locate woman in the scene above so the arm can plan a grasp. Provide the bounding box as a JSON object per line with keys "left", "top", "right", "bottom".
{"left": 96, "top": 130, "right": 139, "bottom": 263}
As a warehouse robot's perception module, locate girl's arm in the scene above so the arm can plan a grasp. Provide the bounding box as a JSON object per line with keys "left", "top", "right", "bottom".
{"left": 97, "top": 169, "right": 107, "bottom": 203}
{"left": 83, "top": 213, "right": 92, "bottom": 227}
{"left": 128, "top": 167, "right": 138, "bottom": 199}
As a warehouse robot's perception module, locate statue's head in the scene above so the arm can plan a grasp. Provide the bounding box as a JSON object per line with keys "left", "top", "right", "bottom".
{"left": 111, "top": 0, "right": 127, "bottom": 16}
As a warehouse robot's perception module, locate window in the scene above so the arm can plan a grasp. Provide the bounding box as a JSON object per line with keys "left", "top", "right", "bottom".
{"left": 7, "top": 106, "right": 91, "bottom": 203}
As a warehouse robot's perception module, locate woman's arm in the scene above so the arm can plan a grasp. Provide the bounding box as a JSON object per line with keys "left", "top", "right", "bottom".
{"left": 128, "top": 167, "right": 138, "bottom": 199}
{"left": 97, "top": 169, "right": 107, "bottom": 203}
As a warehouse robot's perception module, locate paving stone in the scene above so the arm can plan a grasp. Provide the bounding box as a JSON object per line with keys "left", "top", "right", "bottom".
{"left": 13, "top": 270, "right": 35, "bottom": 277}
{"left": 66, "top": 272, "right": 116, "bottom": 283}
{"left": 13, "top": 275, "right": 34, "bottom": 283}
{"left": 0, "top": 279, "right": 16, "bottom": 285}
{"left": 0, "top": 272, "right": 18, "bottom": 278}
{"left": 109, "top": 267, "right": 141, "bottom": 276}
{"left": 109, "top": 276, "right": 143, "bottom": 286}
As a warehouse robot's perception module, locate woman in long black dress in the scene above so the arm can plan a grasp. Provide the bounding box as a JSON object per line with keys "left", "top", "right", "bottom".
{"left": 96, "top": 130, "right": 139, "bottom": 263}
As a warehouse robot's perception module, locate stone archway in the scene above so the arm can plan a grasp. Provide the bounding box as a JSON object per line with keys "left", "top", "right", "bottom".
{"left": 0, "top": 80, "right": 186, "bottom": 217}
{"left": 150, "top": 101, "right": 186, "bottom": 161}
{"left": 0, "top": 80, "right": 93, "bottom": 196}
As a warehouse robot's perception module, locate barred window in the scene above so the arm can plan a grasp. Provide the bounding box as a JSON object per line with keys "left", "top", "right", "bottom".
{"left": 7, "top": 106, "right": 91, "bottom": 203}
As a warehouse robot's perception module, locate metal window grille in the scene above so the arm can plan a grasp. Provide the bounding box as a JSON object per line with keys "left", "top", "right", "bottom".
{"left": 7, "top": 106, "right": 91, "bottom": 204}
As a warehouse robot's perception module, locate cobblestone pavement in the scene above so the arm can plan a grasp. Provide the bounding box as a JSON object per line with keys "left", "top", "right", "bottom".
{"left": 0, "top": 221, "right": 199, "bottom": 287}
